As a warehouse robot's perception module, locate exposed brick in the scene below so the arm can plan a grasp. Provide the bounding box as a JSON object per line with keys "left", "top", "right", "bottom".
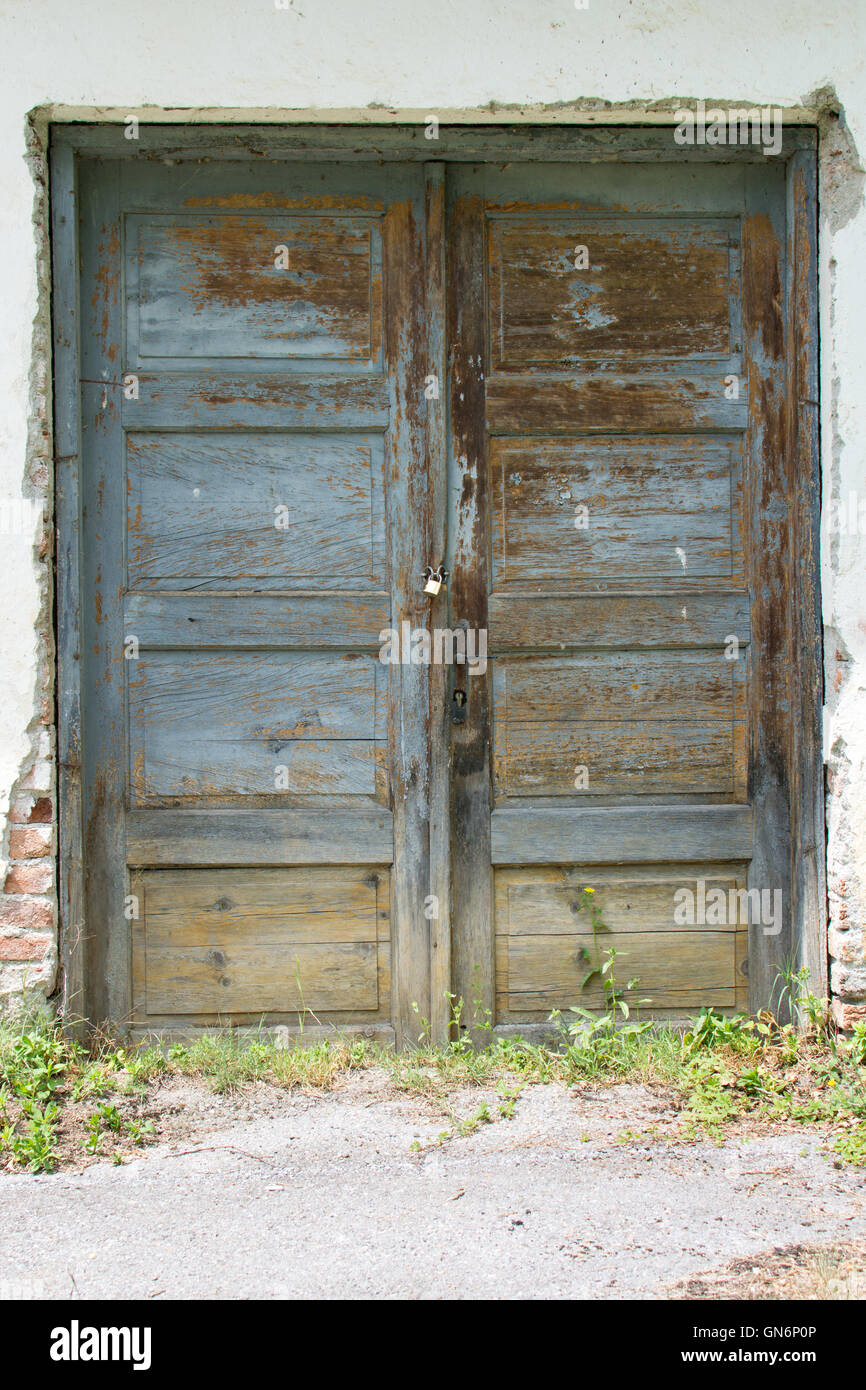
{"left": 0, "top": 898, "right": 53, "bottom": 932}
{"left": 5, "top": 862, "right": 53, "bottom": 894}
{"left": 8, "top": 795, "right": 52, "bottom": 824}
{"left": 830, "top": 959, "right": 866, "bottom": 999}
{"left": 0, "top": 932, "right": 50, "bottom": 961}
{"left": 832, "top": 999, "right": 866, "bottom": 1030}
{"left": 7, "top": 825, "right": 52, "bottom": 859}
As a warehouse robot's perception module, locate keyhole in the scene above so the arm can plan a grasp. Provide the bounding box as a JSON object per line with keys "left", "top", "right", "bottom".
{"left": 453, "top": 689, "right": 466, "bottom": 708}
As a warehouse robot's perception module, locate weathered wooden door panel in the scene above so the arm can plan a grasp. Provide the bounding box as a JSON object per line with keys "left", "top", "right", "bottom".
{"left": 126, "top": 432, "right": 388, "bottom": 590}
{"left": 487, "top": 215, "right": 739, "bottom": 364}
{"left": 131, "top": 867, "right": 389, "bottom": 1019}
{"left": 64, "top": 131, "right": 819, "bottom": 1043}
{"left": 77, "top": 157, "right": 427, "bottom": 1039}
{"left": 495, "top": 865, "right": 749, "bottom": 1018}
{"left": 489, "top": 435, "right": 744, "bottom": 585}
{"left": 446, "top": 159, "right": 791, "bottom": 1034}
{"left": 128, "top": 213, "right": 381, "bottom": 362}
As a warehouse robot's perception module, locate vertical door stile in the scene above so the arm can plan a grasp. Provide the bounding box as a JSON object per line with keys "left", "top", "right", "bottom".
{"left": 384, "top": 177, "right": 433, "bottom": 1046}
{"left": 742, "top": 164, "right": 794, "bottom": 1012}
{"left": 785, "top": 148, "right": 826, "bottom": 1003}
{"left": 79, "top": 159, "right": 128, "bottom": 1026}
{"left": 51, "top": 136, "right": 87, "bottom": 1037}
{"left": 447, "top": 182, "right": 494, "bottom": 1041}
{"left": 424, "top": 163, "right": 452, "bottom": 1045}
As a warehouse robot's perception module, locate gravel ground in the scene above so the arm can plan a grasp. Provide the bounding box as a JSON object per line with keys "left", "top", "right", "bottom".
{"left": 1, "top": 1073, "right": 864, "bottom": 1300}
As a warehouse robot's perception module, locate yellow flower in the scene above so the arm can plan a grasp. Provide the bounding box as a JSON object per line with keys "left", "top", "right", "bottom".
{"left": 585, "top": 887, "right": 595, "bottom": 895}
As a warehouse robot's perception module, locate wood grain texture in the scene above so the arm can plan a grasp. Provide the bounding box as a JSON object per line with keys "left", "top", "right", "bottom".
{"left": 127, "top": 809, "right": 394, "bottom": 865}
{"left": 488, "top": 594, "right": 750, "bottom": 647}
{"left": 491, "top": 805, "right": 754, "bottom": 864}
{"left": 495, "top": 865, "right": 748, "bottom": 1017}
{"left": 78, "top": 159, "right": 131, "bottom": 1026}
{"left": 742, "top": 167, "right": 794, "bottom": 1013}
{"left": 496, "top": 865, "right": 750, "bottom": 933}
{"left": 125, "top": 592, "right": 390, "bottom": 649}
{"left": 51, "top": 138, "right": 87, "bottom": 1035}
{"left": 59, "top": 139, "right": 822, "bottom": 1041}
{"left": 425, "top": 163, "right": 453, "bottom": 1045}
{"left": 496, "top": 651, "right": 745, "bottom": 723}
{"left": 486, "top": 373, "right": 746, "bottom": 433}
{"left": 490, "top": 436, "right": 743, "bottom": 585}
{"left": 786, "top": 150, "right": 826, "bottom": 999}
{"left": 496, "top": 722, "right": 743, "bottom": 798}
{"left": 492, "top": 652, "right": 747, "bottom": 798}
{"left": 73, "top": 157, "right": 435, "bottom": 1036}
{"left": 451, "top": 166, "right": 757, "bottom": 1035}
{"left": 447, "top": 186, "right": 494, "bottom": 1042}
{"left": 497, "top": 935, "right": 738, "bottom": 1014}
{"left": 383, "top": 184, "right": 433, "bottom": 1045}
{"left": 128, "top": 652, "right": 387, "bottom": 802}
{"left": 127, "top": 432, "right": 386, "bottom": 589}
{"left": 133, "top": 865, "right": 390, "bottom": 1018}
{"left": 140, "top": 866, "right": 389, "bottom": 949}
{"left": 55, "top": 123, "right": 816, "bottom": 165}
{"left": 129, "top": 1022, "right": 397, "bottom": 1042}
{"left": 122, "top": 373, "right": 390, "bottom": 430}
{"left": 128, "top": 213, "right": 382, "bottom": 363}
{"left": 488, "top": 217, "right": 737, "bottom": 367}
{"left": 145, "top": 946, "right": 379, "bottom": 1014}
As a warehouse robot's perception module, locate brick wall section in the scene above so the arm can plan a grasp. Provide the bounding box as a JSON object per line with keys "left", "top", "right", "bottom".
{"left": 0, "top": 115, "right": 57, "bottom": 1017}
{"left": 0, "top": 783, "right": 57, "bottom": 1011}
{"left": 827, "top": 783, "right": 866, "bottom": 1030}
{"left": 828, "top": 900, "right": 866, "bottom": 1028}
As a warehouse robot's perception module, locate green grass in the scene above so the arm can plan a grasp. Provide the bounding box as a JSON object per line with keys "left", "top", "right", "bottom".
{"left": 0, "top": 985, "right": 864, "bottom": 1172}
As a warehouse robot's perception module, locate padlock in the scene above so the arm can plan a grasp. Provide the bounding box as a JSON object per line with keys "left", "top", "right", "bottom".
{"left": 423, "top": 565, "right": 446, "bottom": 596}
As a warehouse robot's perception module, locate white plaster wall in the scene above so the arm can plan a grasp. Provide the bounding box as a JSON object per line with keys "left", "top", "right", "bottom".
{"left": 0, "top": 0, "right": 863, "bottom": 1007}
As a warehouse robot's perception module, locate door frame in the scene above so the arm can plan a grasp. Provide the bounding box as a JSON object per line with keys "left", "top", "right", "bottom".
{"left": 51, "top": 122, "right": 824, "bottom": 1039}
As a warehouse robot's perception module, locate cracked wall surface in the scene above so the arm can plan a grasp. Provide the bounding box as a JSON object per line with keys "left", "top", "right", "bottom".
{"left": 0, "top": 0, "right": 863, "bottom": 1022}
{"left": 0, "top": 111, "right": 56, "bottom": 1014}
{"left": 820, "top": 107, "right": 866, "bottom": 1028}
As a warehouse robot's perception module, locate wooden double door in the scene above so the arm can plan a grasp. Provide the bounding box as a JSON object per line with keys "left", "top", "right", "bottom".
{"left": 63, "top": 129, "right": 821, "bottom": 1043}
